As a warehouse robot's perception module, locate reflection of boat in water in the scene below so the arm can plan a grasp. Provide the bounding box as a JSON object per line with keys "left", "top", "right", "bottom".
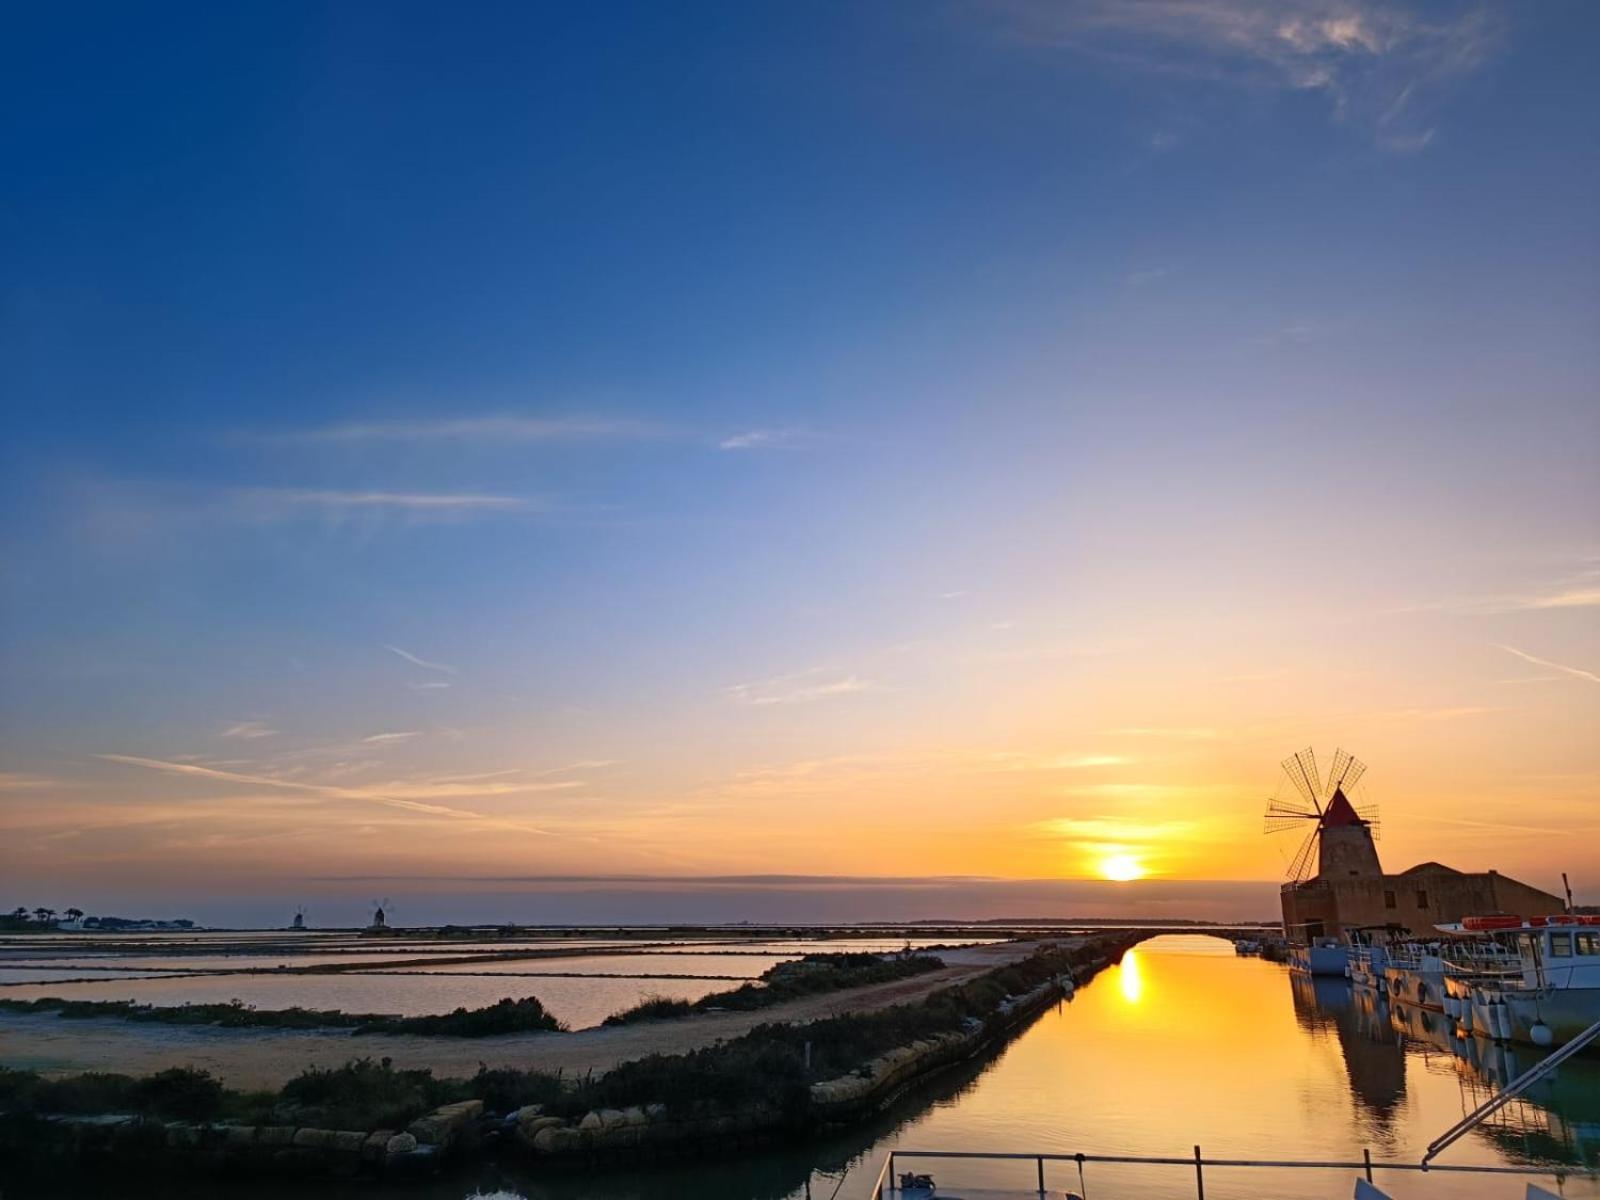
{"left": 1291, "top": 973, "right": 1408, "bottom": 1129}
{"left": 1446, "top": 917, "right": 1600, "bottom": 1046}
{"left": 1294, "top": 961, "right": 1600, "bottom": 1172}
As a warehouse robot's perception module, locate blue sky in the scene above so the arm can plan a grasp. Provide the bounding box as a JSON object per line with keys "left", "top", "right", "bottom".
{"left": 2, "top": 1, "right": 1596, "bottom": 925}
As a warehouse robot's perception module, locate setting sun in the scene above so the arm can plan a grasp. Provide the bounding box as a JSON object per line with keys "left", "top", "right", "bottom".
{"left": 1100, "top": 854, "right": 1146, "bottom": 882}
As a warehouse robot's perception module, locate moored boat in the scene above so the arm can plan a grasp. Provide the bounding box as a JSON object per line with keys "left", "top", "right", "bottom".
{"left": 1446, "top": 916, "right": 1600, "bottom": 1046}
{"left": 1289, "top": 938, "right": 1350, "bottom": 976}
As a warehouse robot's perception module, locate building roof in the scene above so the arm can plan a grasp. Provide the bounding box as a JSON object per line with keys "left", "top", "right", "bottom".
{"left": 1398, "top": 861, "right": 1463, "bottom": 875}
{"left": 1321, "top": 786, "right": 1366, "bottom": 828}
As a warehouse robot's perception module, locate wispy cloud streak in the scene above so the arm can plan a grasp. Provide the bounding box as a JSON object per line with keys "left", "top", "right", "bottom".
{"left": 384, "top": 645, "right": 458, "bottom": 675}
{"left": 995, "top": 0, "right": 1499, "bottom": 150}
{"left": 95, "top": 754, "right": 568, "bottom": 833}
{"left": 255, "top": 416, "right": 660, "bottom": 444}
{"left": 727, "top": 669, "right": 879, "bottom": 706}
{"left": 1497, "top": 645, "right": 1600, "bottom": 686}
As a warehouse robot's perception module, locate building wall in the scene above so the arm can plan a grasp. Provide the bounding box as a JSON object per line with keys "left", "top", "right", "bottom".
{"left": 1281, "top": 868, "right": 1565, "bottom": 941}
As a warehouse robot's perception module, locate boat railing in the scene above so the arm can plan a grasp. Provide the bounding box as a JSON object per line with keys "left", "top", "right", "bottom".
{"left": 863, "top": 1146, "right": 1596, "bottom": 1199}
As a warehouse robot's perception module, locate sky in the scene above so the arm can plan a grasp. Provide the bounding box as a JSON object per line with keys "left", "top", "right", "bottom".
{"left": 1, "top": 1, "right": 1596, "bottom": 927}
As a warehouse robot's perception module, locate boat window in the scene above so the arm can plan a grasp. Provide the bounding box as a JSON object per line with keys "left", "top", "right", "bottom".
{"left": 1518, "top": 933, "right": 1540, "bottom": 958}
{"left": 1576, "top": 933, "right": 1600, "bottom": 956}
{"left": 1384, "top": 890, "right": 1396, "bottom": 909}
{"left": 1550, "top": 932, "right": 1573, "bottom": 958}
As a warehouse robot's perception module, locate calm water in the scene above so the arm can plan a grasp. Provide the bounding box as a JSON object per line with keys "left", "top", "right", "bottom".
{"left": 8, "top": 935, "right": 1599, "bottom": 1199}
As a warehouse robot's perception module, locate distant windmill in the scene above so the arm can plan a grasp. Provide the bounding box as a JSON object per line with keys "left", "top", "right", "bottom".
{"left": 369, "top": 897, "right": 392, "bottom": 930}
{"left": 1263, "top": 748, "right": 1381, "bottom": 882}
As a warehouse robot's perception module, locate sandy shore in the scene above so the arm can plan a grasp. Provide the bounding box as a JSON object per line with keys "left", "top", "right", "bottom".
{"left": 0, "top": 939, "right": 1069, "bottom": 1089}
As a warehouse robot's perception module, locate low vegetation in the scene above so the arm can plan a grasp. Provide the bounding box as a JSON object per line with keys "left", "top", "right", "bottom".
{"left": 352, "top": 997, "right": 566, "bottom": 1037}
{"left": 601, "top": 951, "right": 946, "bottom": 1026}
{"left": 0, "top": 1066, "right": 228, "bottom": 1122}
{"left": 0, "top": 995, "right": 565, "bottom": 1036}
{"left": 0, "top": 943, "right": 1105, "bottom": 1133}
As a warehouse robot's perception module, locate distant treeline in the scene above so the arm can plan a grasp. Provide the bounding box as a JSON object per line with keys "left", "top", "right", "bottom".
{"left": 1, "top": 907, "right": 194, "bottom": 932}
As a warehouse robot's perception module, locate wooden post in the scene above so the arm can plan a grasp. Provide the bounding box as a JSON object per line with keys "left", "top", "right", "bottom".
{"left": 1364, "top": 1147, "right": 1374, "bottom": 1183}
{"left": 1037, "top": 1155, "right": 1046, "bottom": 1195}
{"left": 1194, "top": 1144, "right": 1205, "bottom": 1199}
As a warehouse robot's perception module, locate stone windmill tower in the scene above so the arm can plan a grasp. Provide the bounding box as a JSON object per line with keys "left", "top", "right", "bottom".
{"left": 1264, "top": 748, "right": 1381, "bottom": 881}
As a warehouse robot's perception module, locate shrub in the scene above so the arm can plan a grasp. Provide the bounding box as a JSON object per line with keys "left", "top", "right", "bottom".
{"left": 354, "top": 997, "right": 565, "bottom": 1037}
{"left": 279, "top": 1057, "right": 457, "bottom": 1130}
{"left": 466, "top": 1065, "right": 569, "bottom": 1114}
{"left": 130, "top": 1067, "right": 225, "bottom": 1121}
{"left": 0, "top": 1065, "right": 223, "bottom": 1121}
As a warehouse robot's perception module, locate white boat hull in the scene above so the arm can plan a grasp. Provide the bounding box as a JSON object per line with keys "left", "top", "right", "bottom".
{"left": 1290, "top": 944, "right": 1349, "bottom": 976}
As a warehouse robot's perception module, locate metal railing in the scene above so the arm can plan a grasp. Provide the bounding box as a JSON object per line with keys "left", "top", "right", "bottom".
{"left": 864, "top": 1147, "right": 1596, "bottom": 1198}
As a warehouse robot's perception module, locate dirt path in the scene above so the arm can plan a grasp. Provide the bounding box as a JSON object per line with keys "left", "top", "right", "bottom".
{"left": 0, "top": 940, "right": 1072, "bottom": 1089}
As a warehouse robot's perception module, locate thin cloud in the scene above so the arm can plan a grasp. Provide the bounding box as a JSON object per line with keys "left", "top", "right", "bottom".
{"left": 251, "top": 416, "right": 661, "bottom": 444}
{"left": 1106, "top": 726, "right": 1221, "bottom": 740}
{"left": 94, "top": 754, "right": 564, "bottom": 832}
{"left": 1126, "top": 266, "right": 1173, "bottom": 287}
{"left": 236, "top": 488, "right": 530, "bottom": 514}
{"left": 718, "top": 428, "right": 817, "bottom": 451}
{"left": 989, "top": 752, "right": 1133, "bottom": 771}
{"left": 361, "top": 731, "right": 421, "bottom": 745}
{"left": 995, "top": 0, "right": 1500, "bottom": 150}
{"left": 384, "top": 644, "right": 458, "bottom": 675}
{"left": 219, "top": 721, "right": 276, "bottom": 740}
{"left": 0, "top": 772, "right": 66, "bottom": 792}
{"left": 727, "top": 669, "right": 880, "bottom": 706}
{"left": 407, "top": 681, "right": 453, "bottom": 691}
{"left": 1497, "top": 645, "right": 1600, "bottom": 686}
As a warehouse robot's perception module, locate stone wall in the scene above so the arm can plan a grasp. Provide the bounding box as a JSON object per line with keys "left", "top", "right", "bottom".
{"left": 0, "top": 1099, "right": 484, "bottom": 1180}
{"left": 1282, "top": 867, "right": 1565, "bottom": 940}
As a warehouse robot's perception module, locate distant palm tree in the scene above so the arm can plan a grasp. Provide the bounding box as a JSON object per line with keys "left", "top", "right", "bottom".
{"left": 9, "top": 906, "right": 27, "bottom": 921}
{"left": 33, "top": 907, "right": 55, "bottom": 924}
{"left": 65, "top": 908, "right": 84, "bottom": 922}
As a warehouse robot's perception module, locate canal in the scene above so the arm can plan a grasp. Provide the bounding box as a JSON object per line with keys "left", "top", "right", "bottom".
{"left": 14, "top": 935, "right": 1600, "bottom": 1199}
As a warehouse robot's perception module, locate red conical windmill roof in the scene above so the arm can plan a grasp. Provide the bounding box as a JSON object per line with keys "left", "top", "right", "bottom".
{"left": 1322, "top": 786, "right": 1365, "bottom": 828}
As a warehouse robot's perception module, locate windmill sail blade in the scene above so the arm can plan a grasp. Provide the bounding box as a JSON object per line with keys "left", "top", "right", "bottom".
{"left": 1327, "top": 748, "right": 1367, "bottom": 798}
{"left": 1265, "top": 814, "right": 1316, "bottom": 833}
{"left": 1286, "top": 825, "right": 1320, "bottom": 882}
{"left": 1266, "top": 798, "right": 1320, "bottom": 819}
{"left": 1282, "top": 748, "right": 1322, "bottom": 812}
{"left": 1265, "top": 796, "right": 1321, "bottom": 833}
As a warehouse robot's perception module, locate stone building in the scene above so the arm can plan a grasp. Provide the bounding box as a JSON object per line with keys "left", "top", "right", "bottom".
{"left": 1279, "top": 788, "right": 1565, "bottom": 941}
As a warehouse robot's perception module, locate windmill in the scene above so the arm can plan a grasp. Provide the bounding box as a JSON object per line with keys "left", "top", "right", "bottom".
{"left": 369, "top": 897, "right": 392, "bottom": 930}
{"left": 1263, "top": 747, "right": 1380, "bottom": 882}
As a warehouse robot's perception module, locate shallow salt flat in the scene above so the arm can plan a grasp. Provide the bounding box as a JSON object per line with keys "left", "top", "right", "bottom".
{"left": 0, "top": 967, "right": 195, "bottom": 984}
{"left": 376, "top": 951, "right": 793, "bottom": 978}
{"left": 0, "top": 969, "right": 735, "bottom": 1027}
{"left": 9, "top": 953, "right": 477, "bottom": 972}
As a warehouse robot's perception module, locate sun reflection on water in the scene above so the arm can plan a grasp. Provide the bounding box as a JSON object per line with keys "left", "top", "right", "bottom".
{"left": 1117, "top": 947, "right": 1143, "bottom": 1004}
